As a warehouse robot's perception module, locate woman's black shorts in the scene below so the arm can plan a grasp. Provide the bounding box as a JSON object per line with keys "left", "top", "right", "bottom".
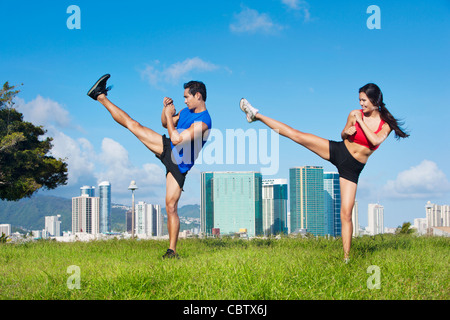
{"left": 155, "top": 135, "right": 187, "bottom": 190}
{"left": 328, "top": 140, "right": 365, "bottom": 184}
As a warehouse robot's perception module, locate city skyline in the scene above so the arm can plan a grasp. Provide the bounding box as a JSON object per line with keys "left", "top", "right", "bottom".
{"left": 1, "top": 1, "right": 449, "bottom": 230}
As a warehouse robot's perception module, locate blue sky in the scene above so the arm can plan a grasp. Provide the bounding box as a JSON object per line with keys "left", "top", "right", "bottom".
{"left": 1, "top": 0, "right": 449, "bottom": 228}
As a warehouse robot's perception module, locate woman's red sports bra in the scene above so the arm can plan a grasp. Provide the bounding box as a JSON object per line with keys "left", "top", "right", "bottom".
{"left": 348, "top": 110, "right": 386, "bottom": 151}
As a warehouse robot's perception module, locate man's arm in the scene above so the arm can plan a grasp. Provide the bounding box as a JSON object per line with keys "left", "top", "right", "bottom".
{"left": 161, "top": 97, "right": 180, "bottom": 128}
{"left": 164, "top": 104, "right": 208, "bottom": 146}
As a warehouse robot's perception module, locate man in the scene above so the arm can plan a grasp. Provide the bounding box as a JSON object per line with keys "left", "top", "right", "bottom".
{"left": 87, "top": 74, "right": 211, "bottom": 258}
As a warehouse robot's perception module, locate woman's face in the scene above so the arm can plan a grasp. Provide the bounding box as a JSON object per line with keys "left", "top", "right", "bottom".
{"left": 359, "top": 92, "right": 377, "bottom": 113}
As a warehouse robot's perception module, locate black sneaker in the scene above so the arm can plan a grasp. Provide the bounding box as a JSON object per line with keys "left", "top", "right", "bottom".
{"left": 87, "top": 74, "right": 111, "bottom": 100}
{"left": 162, "top": 249, "right": 179, "bottom": 259}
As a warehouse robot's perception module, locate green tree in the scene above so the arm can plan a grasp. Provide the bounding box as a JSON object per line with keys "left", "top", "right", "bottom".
{"left": 396, "top": 222, "right": 415, "bottom": 235}
{"left": 0, "top": 82, "right": 68, "bottom": 201}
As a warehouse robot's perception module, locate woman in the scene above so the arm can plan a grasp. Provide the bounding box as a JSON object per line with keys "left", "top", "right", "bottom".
{"left": 240, "top": 83, "right": 409, "bottom": 262}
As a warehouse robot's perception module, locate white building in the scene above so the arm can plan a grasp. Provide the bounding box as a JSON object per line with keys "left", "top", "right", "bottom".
{"left": 352, "top": 200, "right": 359, "bottom": 237}
{"left": 262, "top": 179, "right": 288, "bottom": 236}
{"left": 45, "top": 215, "right": 62, "bottom": 237}
{"left": 135, "top": 201, "right": 163, "bottom": 237}
{"left": 0, "top": 224, "right": 11, "bottom": 237}
{"left": 426, "top": 201, "right": 442, "bottom": 227}
{"left": 414, "top": 218, "right": 428, "bottom": 235}
{"left": 72, "top": 194, "right": 100, "bottom": 235}
{"left": 425, "top": 201, "right": 450, "bottom": 227}
{"left": 368, "top": 203, "right": 384, "bottom": 235}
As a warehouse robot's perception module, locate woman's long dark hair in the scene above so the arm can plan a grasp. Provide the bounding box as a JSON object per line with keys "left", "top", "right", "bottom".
{"left": 359, "top": 83, "right": 410, "bottom": 139}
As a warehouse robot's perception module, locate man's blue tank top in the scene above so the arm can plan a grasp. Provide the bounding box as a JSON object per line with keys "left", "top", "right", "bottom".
{"left": 170, "top": 107, "right": 212, "bottom": 174}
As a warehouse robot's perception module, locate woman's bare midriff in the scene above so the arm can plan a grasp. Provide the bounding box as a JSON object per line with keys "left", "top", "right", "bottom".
{"left": 344, "top": 139, "right": 373, "bottom": 164}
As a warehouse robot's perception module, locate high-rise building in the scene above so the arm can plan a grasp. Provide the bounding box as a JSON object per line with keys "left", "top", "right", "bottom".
{"left": 262, "top": 179, "right": 288, "bottom": 235}
{"left": 425, "top": 201, "right": 450, "bottom": 228}
{"left": 98, "top": 181, "right": 111, "bottom": 233}
{"left": 135, "top": 201, "right": 163, "bottom": 237}
{"left": 289, "top": 166, "right": 325, "bottom": 236}
{"left": 425, "top": 201, "right": 441, "bottom": 227}
{"left": 368, "top": 203, "right": 384, "bottom": 235}
{"left": 442, "top": 205, "right": 450, "bottom": 227}
{"left": 201, "top": 171, "right": 262, "bottom": 237}
{"left": 72, "top": 194, "right": 100, "bottom": 234}
{"left": 324, "top": 172, "right": 341, "bottom": 237}
{"left": 414, "top": 218, "right": 428, "bottom": 235}
{"left": 0, "top": 224, "right": 11, "bottom": 237}
{"left": 80, "top": 185, "right": 95, "bottom": 197}
{"left": 352, "top": 200, "right": 359, "bottom": 237}
{"left": 45, "top": 215, "right": 62, "bottom": 237}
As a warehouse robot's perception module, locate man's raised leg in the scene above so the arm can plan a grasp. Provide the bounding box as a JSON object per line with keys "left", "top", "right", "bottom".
{"left": 97, "top": 94, "right": 164, "bottom": 156}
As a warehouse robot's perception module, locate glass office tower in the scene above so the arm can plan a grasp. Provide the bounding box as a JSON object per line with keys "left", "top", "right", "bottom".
{"left": 262, "top": 179, "right": 288, "bottom": 236}
{"left": 324, "top": 172, "right": 341, "bottom": 237}
{"left": 98, "top": 181, "right": 111, "bottom": 234}
{"left": 289, "top": 166, "right": 325, "bottom": 236}
{"left": 80, "top": 185, "right": 95, "bottom": 197}
{"left": 201, "top": 171, "right": 262, "bottom": 237}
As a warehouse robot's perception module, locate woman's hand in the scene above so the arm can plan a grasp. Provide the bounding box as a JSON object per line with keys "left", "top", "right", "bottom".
{"left": 344, "top": 126, "right": 357, "bottom": 136}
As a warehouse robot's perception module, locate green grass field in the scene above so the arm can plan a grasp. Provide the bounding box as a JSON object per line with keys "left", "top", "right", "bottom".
{"left": 0, "top": 235, "right": 448, "bottom": 300}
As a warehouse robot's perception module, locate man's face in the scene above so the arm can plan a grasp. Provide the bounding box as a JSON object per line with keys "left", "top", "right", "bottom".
{"left": 184, "top": 88, "right": 199, "bottom": 110}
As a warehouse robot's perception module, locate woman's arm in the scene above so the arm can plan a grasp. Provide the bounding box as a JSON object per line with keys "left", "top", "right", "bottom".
{"left": 354, "top": 112, "right": 392, "bottom": 147}
{"left": 341, "top": 110, "right": 357, "bottom": 140}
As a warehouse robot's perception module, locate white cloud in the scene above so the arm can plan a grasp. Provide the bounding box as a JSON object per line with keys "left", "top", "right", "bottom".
{"left": 47, "top": 131, "right": 96, "bottom": 186}
{"left": 230, "top": 7, "right": 284, "bottom": 34}
{"left": 16, "top": 95, "right": 73, "bottom": 129}
{"left": 14, "top": 96, "right": 91, "bottom": 185}
{"left": 16, "top": 95, "right": 167, "bottom": 202}
{"left": 382, "top": 160, "right": 450, "bottom": 199}
{"left": 281, "top": 0, "right": 312, "bottom": 22}
{"left": 95, "top": 138, "right": 166, "bottom": 202}
{"left": 141, "top": 57, "right": 220, "bottom": 88}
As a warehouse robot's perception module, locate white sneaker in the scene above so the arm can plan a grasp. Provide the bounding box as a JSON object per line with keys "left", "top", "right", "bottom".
{"left": 240, "top": 98, "right": 259, "bottom": 123}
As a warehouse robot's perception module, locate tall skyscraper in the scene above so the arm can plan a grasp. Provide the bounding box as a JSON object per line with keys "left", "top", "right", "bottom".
{"left": 368, "top": 203, "right": 384, "bottom": 235}
{"left": 262, "top": 179, "right": 288, "bottom": 235}
{"left": 442, "top": 205, "right": 450, "bottom": 227}
{"left": 352, "top": 200, "right": 359, "bottom": 237}
{"left": 289, "top": 166, "right": 325, "bottom": 236}
{"left": 72, "top": 194, "right": 100, "bottom": 234}
{"left": 98, "top": 181, "right": 112, "bottom": 234}
{"left": 425, "top": 201, "right": 441, "bottom": 227}
{"left": 80, "top": 185, "right": 95, "bottom": 197}
{"left": 45, "top": 215, "right": 62, "bottom": 237}
{"left": 135, "top": 201, "right": 163, "bottom": 237}
{"left": 425, "top": 201, "right": 450, "bottom": 228}
{"left": 201, "top": 171, "right": 262, "bottom": 237}
{"left": 323, "top": 172, "right": 341, "bottom": 237}
{"left": 0, "top": 224, "right": 11, "bottom": 237}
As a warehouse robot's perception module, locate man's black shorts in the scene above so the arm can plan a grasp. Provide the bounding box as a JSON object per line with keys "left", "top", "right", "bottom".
{"left": 329, "top": 140, "right": 366, "bottom": 184}
{"left": 155, "top": 135, "right": 187, "bottom": 190}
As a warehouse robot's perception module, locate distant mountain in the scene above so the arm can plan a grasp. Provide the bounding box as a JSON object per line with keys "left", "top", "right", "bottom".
{"left": 0, "top": 195, "right": 200, "bottom": 232}
{"left": 165, "top": 204, "right": 200, "bottom": 218}
{"left": 0, "top": 196, "right": 72, "bottom": 231}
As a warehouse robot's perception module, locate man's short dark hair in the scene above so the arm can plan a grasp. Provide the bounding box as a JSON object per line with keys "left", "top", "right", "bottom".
{"left": 184, "top": 81, "right": 207, "bottom": 102}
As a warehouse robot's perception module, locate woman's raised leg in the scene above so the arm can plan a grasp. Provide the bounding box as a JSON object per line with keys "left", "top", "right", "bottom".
{"left": 255, "top": 112, "right": 331, "bottom": 161}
